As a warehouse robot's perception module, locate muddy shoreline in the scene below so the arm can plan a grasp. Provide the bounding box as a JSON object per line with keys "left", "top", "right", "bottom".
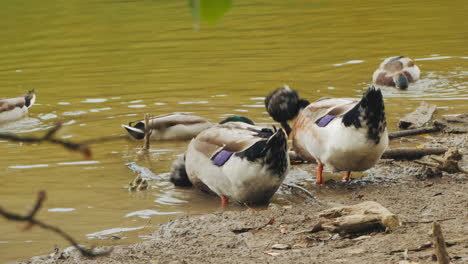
{"left": 16, "top": 134, "right": 468, "bottom": 264}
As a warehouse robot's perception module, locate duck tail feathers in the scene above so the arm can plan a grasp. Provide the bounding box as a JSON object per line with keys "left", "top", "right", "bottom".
{"left": 264, "top": 128, "right": 289, "bottom": 175}
{"left": 265, "top": 85, "right": 309, "bottom": 134}
{"left": 122, "top": 124, "right": 145, "bottom": 140}
{"left": 170, "top": 153, "right": 192, "bottom": 187}
{"left": 342, "top": 86, "right": 386, "bottom": 143}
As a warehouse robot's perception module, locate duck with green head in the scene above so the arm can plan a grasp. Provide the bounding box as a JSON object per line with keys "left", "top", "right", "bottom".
{"left": 372, "top": 56, "right": 420, "bottom": 89}
{"left": 122, "top": 113, "right": 254, "bottom": 141}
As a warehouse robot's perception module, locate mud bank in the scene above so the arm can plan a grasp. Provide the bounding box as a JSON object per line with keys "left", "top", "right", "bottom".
{"left": 17, "top": 135, "right": 468, "bottom": 264}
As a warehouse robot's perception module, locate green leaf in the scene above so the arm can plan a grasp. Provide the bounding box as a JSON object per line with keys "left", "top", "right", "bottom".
{"left": 189, "top": 0, "right": 232, "bottom": 25}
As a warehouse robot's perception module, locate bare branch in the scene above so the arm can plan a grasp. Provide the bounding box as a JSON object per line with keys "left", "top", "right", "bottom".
{"left": 0, "top": 191, "right": 112, "bottom": 258}
{"left": 0, "top": 121, "right": 92, "bottom": 159}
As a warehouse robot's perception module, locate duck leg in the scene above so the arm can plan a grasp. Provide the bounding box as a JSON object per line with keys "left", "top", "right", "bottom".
{"left": 221, "top": 196, "right": 229, "bottom": 210}
{"left": 316, "top": 162, "right": 324, "bottom": 184}
{"left": 342, "top": 171, "right": 351, "bottom": 181}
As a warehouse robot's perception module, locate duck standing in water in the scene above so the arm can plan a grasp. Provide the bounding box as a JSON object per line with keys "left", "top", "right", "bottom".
{"left": 265, "top": 85, "right": 388, "bottom": 184}
{"left": 0, "top": 90, "right": 36, "bottom": 124}
{"left": 170, "top": 121, "right": 289, "bottom": 207}
{"left": 122, "top": 113, "right": 254, "bottom": 141}
{"left": 372, "top": 56, "right": 420, "bottom": 89}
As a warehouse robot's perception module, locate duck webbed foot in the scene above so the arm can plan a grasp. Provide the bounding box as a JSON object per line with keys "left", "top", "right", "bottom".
{"left": 342, "top": 171, "right": 351, "bottom": 182}
{"left": 221, "top": 196, "right": 229, "bottom": 210}
{"left": 316, "top": 162, "right": 324, "bottom": 184}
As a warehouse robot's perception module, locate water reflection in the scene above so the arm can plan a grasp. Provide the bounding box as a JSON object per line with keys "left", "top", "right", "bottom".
{"left": 0, "top": 0, "right": 467, "bottom": 262}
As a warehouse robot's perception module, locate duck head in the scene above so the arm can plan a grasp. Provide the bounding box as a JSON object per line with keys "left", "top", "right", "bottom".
{"left": 393, "top": 72, "right": 409, "bottom": 89}
{"left": 219, "top": 116, "right": 255, "bottom": 125}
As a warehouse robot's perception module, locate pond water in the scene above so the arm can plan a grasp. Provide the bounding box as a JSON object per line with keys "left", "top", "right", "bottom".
{"left": 0, "top": 0, "right": 467, "bottom": 262}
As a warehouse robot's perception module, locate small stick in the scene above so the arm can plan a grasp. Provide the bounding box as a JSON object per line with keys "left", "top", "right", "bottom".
{"left": 388, "top": 127, "right": 439, "bottom": 139}
{"left": 0, "top": 191, "right": 111, "bottom": 258}
{"left": 381, "top": 148, "right": 447, "bottom": 160}
{"left": 432, "top": 222, "right": 451, "bottom": 264}
{"left": 142, "top": 113, "right": 152, "bottom": 151}
{"left": 282, "top": 183, "right": 321, "bottom": 203}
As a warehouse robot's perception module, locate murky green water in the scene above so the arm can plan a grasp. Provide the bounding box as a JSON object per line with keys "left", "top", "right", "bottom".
{"left": 1, "top": 0, "right": 467, "bottom": 262}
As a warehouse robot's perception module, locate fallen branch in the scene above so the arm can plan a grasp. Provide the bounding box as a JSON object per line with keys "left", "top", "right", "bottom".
{"left": 381, "top": 148, "right": 447, "bottom": 160}
{"left": 388, "top": 238, "right": 462, "bottom": 255}
{"left": 432, "top": 222, "right": 451, "bottom": 264}
{"left": 0, "top": 121, "right": 91, "bottom": 158}
{"left": 282, "top": 183, "right": 320, "bottom": 203}
{"left": 398, "top": 101, "right": 437, "bottom": 129}
{"left": 388, "top": 127, "right": 439, "bottom": 139}
{"left": 0, "top": 191, "right": 111, "bottom": 258}
{"left": 403, "top": 217, "right": 456, "bottom": 224}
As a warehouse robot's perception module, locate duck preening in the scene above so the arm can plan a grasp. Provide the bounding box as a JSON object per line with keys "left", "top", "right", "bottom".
{"left": 170, "top": 121, "right": 290, "bottom": 207}
{"left": 122, "top": 113, "right": 255, "bottom": 141}
{"left": 372, "top": 56, "right": 420, "bottom": 89}
{"left": 265, "top": 85, "right": 388, "bottom": 184}
{"left": 0, "top": 90, "right": 36, "bottom": 124}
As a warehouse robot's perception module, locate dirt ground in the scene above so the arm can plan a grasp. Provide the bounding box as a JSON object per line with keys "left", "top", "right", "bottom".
{"left": 17, "top": 134, "right": 468, "bottom": 264}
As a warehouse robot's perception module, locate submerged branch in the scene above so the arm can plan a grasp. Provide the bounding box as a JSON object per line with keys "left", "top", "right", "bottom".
{"left": 0, "top": 191, "right": 111, "bottom": 258}
{"left": 282, "top": 183, "right": 321, "bottom": 203}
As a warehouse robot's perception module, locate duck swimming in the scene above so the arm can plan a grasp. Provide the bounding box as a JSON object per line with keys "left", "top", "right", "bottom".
{"left": 122, "top": 113, "right": 254, "bottom": 141}
{"left": 170, "top": 121, "right": 289, "bottom": 207}
{"left": 372, "top": 56, "right": 420, "bottom": 89}
{"left": 265, "top": 85, "right": 388, "bottom": 184}
{"left": 0, "top": 90, "right": 36, "bottom": 124}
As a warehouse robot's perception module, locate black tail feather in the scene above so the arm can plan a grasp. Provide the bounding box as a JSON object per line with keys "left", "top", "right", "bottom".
{"left": 170, "top": 153, "right": 192, "bottom": 187}
{"left": 265, "top": 129, "right": 289, "bottom": 175}
{"left": 342, "top": 86, "right": 386, "bottom": 144}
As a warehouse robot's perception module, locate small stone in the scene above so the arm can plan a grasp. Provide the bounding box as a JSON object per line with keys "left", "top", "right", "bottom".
{"left": 265, "top": 251, "right": 285, "bottom": 256}
{"left": 353, "top": 235, "right": 371, "bottom": 241}
{"left": 271, "top": 243, "right": 291, "bottom": 250}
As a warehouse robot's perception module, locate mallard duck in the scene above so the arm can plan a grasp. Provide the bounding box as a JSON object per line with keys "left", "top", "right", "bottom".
{"left": 122, "top": 113, "right": 254, "bottom": 141}
{"left": 170, "top": 121, "right": 289, "bottom": 206}
{"left": 265, "top": 85, "right": 388, "bottom": 184}
{"left": 372, "top": 56, "right": 420, "bottom": 89}
{"left": 0, "top": 89, "right": 36, "bottom": 124}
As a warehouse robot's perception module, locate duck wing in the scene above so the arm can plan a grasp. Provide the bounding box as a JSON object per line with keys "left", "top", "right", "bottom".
{"left": 192, "top": 122, "right": 273, "bottom": 159}
{"left": 301, "top": 98, "right": 357, "bottom": 124}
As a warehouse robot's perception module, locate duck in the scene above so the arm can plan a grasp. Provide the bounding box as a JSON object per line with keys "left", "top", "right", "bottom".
{"left": 372, "top": 56, "right": 420, "bottom": 89}
{"left": 265, "top": 85, "right": 388, "bottom": 184}
{"left": 0, "top": 89, "right": 36, "bottom": 124}
{"left": 170, "top": 121, "right": 289, "bottom": 207}
{"left": 122, "top": 113, "right": 255, "bottom": 141}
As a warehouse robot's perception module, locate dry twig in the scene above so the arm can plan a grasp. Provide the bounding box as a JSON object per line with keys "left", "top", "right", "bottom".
{"left": 0, "top": 191, "right": 111, "bottom": 258}
{"left": 432, "top": 222, "right": 451, "bottom": 264}
{"left": 282, "top": 183, "right": 321, "bottom": 203}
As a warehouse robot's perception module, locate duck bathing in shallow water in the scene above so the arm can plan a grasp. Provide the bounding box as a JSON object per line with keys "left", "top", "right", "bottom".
{"left": 372, "top": 56, "right": 420, "bottom": 89}
{"left": 265, "top": 85, "right": 388, "bottom": 184}
{"left": 122, "top": 113, "right": 254, "bottom": 141}
{"left": 170, "top": 121, "right": 289, "bottom": 207}
{"left": 0, "top": 90, "right": 36, "bottom": 124}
